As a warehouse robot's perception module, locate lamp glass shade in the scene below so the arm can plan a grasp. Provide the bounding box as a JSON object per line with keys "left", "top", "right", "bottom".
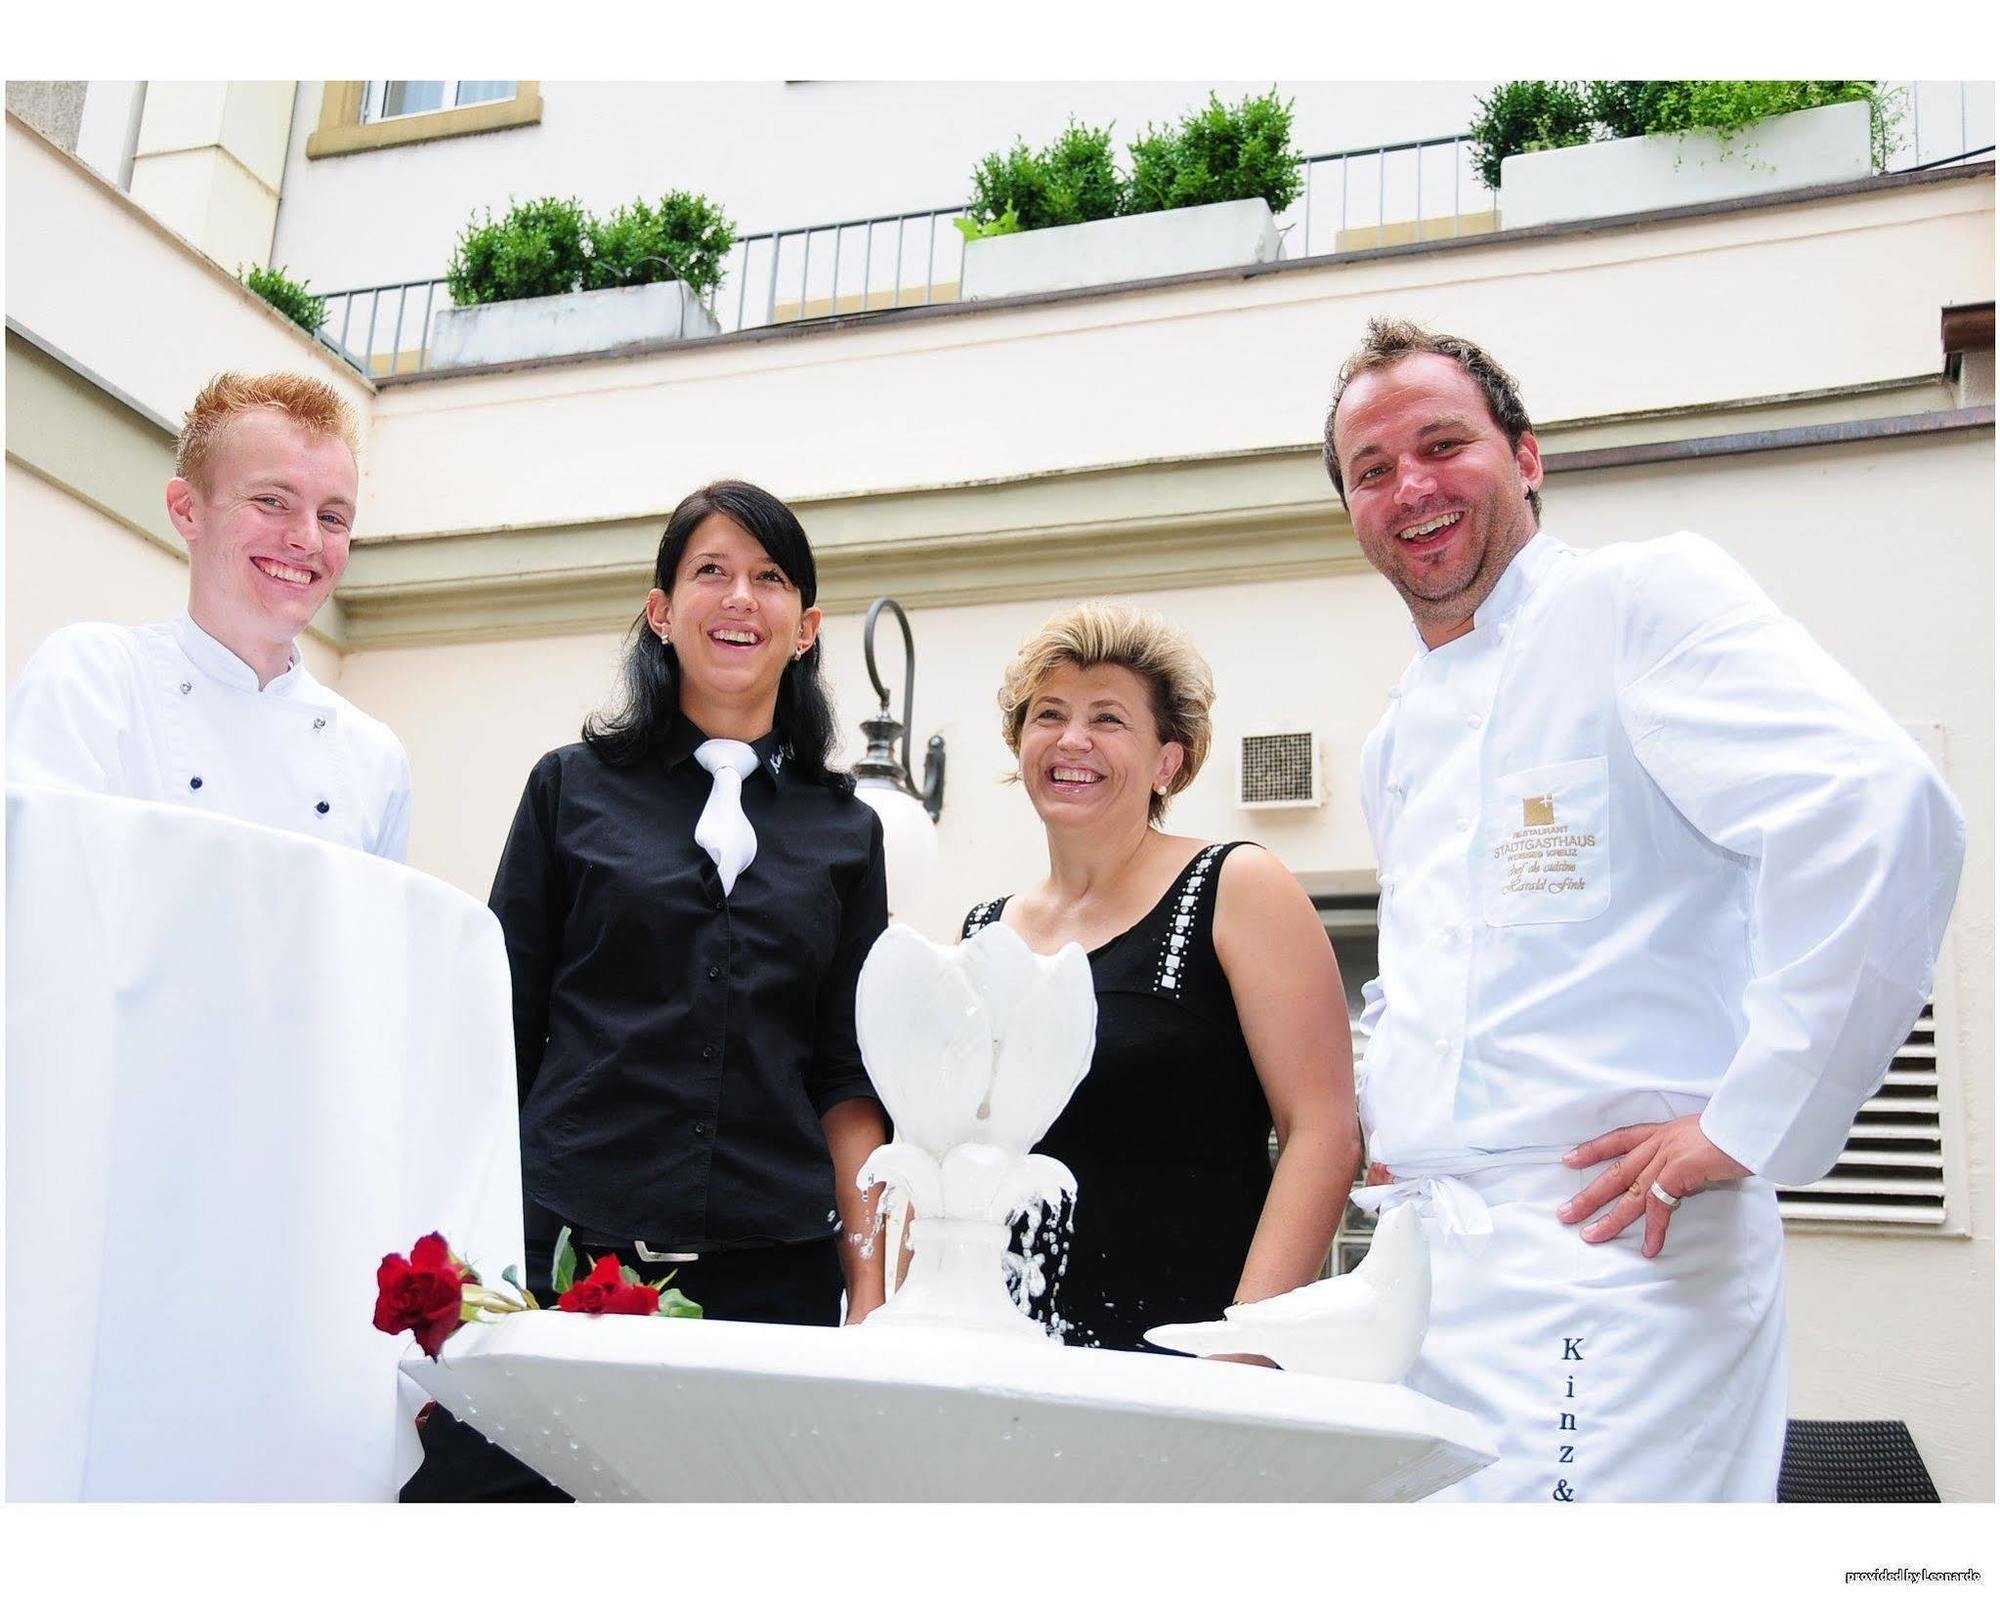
{"left": 856, "top": 780, "right": 941, "bottom": 935}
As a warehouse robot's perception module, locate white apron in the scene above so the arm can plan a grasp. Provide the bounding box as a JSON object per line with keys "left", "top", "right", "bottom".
{"left": 1354, "top": 1158, "right": 1787, "bottom": 1503}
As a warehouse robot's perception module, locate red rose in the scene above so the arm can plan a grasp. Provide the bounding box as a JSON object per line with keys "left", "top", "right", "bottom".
{"left": 558, "top": 1253, "right": 660, "bottom": 1316}
{"left": 373, "top": 1232, "right": 468, "bottom": 1360}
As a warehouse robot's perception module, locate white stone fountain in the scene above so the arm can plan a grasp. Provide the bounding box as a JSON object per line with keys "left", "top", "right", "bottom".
{"left": 398, "top": 922, "right": 1498, "bottom": 1500}
{"left": 852, "top": 922, "right": 1094, "bottom": 1339}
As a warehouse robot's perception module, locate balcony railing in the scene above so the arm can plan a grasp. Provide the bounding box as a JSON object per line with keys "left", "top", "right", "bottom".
{"left": 309, "top": 82, "right": 1989, "bottom": 380}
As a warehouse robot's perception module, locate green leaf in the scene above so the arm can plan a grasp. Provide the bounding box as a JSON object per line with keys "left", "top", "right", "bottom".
{"left": 552, "top": 1226, "right": 577, "bottom": 1295}
{"left": 656, "top": 1287, "right": 703, "bottom": 1319}
{"left": 619, "top": 1262, "right": 643, "bottom": 1286}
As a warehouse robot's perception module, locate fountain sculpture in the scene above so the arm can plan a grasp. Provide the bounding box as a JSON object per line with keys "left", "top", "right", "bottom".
{"left": 395, "top": 922, "right": 1497, "bottom": 1499}
{"left": 852, "top": 922, "right": 1095, "bottom": 1338}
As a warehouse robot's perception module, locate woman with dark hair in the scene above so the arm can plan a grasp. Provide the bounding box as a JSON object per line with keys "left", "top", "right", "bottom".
{"left": 503, "top": 477, "right": 888, "bottom": 1310}
{"left": 406, "top": 481, "right": 889, "bottom": 1500}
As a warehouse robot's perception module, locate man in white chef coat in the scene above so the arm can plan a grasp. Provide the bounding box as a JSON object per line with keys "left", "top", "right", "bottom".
{"left": 8, "top": 371, "right": 411, "bottom": 860}
{"left": 1325, "top": 318, "right": 1964, "bottom": 1502}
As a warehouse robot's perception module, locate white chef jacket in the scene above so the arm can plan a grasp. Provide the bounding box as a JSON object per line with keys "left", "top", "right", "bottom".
{"left": 1357, "top": 531, "right": 1964, "bottom": 1184}
{"left": 7, "top": 614, "right": 412, "bottom": 862}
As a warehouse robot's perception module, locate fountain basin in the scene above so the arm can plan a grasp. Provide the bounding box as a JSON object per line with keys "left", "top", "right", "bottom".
{"left": 403, "top": 1311, "right": 1496, "bottom": 1501}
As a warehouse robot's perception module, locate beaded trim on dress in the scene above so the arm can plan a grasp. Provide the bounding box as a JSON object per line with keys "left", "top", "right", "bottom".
{"left": 961, "top": 842, "right": 1231, "bottom": 997}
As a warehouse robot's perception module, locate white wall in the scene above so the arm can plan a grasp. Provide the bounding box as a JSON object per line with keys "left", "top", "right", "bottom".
{"left": 5, "top": 117, "right": 372, "bottom": 443}
{"left": 269, "top": 81, "right": 1496, "bottom": 293}
{"left": 355, "top": 175, "right": 1993, "bottom": 541}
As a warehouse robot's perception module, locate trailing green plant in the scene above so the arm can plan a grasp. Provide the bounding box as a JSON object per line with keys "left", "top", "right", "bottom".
{"left": 445, "top": 196, "right": 593, "bottom": 306}
{"left": 1125, "top": 89, "right": 1303, "bottom": 216}
{"left": 1642, "top": 81, "right": 1899, "bottom": 170}
{"left": 1467, "top": 80, "right": 1595, "bottom": 190}
{"left": 956, "top": 120, "right": 1123, "bottom": 239}
{"left": 955, "top": 206, "right": 1023, "bottom": 242}
{"left": 586, "top": 191, "right": 738, "bottom": 298}
{"left": 239, "top": 263, "right": 327, "bottom": 334}
{"left": 1472, "top": 80, "right": 1900, "bottom": 187}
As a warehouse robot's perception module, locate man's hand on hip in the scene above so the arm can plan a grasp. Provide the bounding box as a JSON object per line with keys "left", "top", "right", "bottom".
{"left": 1557, "top": 1116, "right": 1751, "bottom": 1258}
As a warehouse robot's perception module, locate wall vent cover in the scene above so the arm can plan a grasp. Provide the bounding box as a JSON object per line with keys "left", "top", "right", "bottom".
{"left": 1238, "top": 731, "right": 1320, "bottom": 809}
{"left": 1777, "top": 1003, "right": 1947, "bottom": 1227}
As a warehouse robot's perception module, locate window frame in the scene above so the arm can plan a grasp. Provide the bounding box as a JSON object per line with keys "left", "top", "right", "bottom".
{"left": 305, "top": 80, "right": 541, "bottom": 160}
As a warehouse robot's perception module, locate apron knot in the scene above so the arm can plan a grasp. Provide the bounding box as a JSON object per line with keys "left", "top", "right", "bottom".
{"left": 1351, "top": 1174, "right": 1494, "bottom": 1256}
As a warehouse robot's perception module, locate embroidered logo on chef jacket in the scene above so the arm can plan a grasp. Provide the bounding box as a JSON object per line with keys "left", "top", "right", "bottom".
{"left": 1484, "top": 755, "right": 1611, "bottom": 926}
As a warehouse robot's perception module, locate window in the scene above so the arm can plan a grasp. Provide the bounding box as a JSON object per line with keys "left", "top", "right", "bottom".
{"left": 362, "top": 81, "right": 517, "bottom": 123}
{"left": 306, "top": 81, "right": 541, "bottom": 159}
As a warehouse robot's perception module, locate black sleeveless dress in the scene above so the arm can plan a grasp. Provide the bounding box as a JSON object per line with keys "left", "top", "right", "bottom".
{"left": 961, "top": 841, "right": 1274, "bottom": 1353}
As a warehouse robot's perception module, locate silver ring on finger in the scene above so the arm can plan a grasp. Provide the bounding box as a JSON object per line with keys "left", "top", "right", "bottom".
{"left": 1648, "top": 1180, "right": 1683, "bottom": 1211}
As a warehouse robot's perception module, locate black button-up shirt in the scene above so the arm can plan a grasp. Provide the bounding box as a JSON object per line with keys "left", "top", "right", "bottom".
{"left": 489, "top": 718, "right": 887, "bottom": 1250}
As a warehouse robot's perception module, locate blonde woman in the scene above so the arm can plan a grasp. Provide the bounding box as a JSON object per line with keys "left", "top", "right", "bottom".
{"left": 963, "top": 603, "right": 1359, "bottom": 1354}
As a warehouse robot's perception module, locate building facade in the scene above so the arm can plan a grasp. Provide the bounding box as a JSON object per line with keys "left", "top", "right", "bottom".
{"left": 7, "top": 79, "right": 1995, "bottom": 1497}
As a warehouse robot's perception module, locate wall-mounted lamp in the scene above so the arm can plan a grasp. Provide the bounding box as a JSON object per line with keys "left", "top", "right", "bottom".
{"left": 852, "top": 597, "right": 946, "bottom": 924}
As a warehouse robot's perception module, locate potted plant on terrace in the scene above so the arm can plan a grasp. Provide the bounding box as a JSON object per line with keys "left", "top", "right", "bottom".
{"left": 958, "top": 90, "right": 1301, "bottom": 302}
{"left": 430, "top": 192, "right": 737, "bottom": 368}
{"left": 1476, "top": 80, "right": 1897, "bottom": 230}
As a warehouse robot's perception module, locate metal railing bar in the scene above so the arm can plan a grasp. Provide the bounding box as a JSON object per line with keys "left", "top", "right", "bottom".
{"left": 389, "top": 285, "right": 409, "bottom": 377}
{"left": 798, "top": 229, "right": 812, "bottom": 324}
{"left": 892, "top": 215, "right": 906, "bottom": 313}
{"left": 1299, "top": 131, "right": 1469, "bottom": 164}
{"left": 418, "top": 280, "right": 435, "bottom": 372}
{"left": 861, "top": 220, "right": 874, "bottom": 314}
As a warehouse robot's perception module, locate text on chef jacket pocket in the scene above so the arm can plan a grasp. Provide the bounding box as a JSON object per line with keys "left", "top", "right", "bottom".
{"left": 1483, "top": 755, "right": 1611, "bottom": 926}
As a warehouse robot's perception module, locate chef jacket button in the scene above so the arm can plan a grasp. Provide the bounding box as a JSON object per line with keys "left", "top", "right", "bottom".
{"left": 189, "top": 776, "right": 203, "bottom": 790}
{"left": 701, "top": 1044, "right": 717, "bottom": 1061}
{"left": 313, "top": 717, "right": 326, "bottom": 731}
{"left": 1434, "top": 1037, "right": 1450, "bottom": 1053}
{"left": 179, "top": 682, "right": 193, "bottom": 696}
{"left": 1387, "top": 686, "right": 1402, "bottom": 700}
{"left": 315, "top": 800, "right": 330, "bottom": 815}
{"left": 693, "top": 1121, "right": 710, "bottom": 1137}
{"left": 707, "top": 965, "right": 722, "bottom": 980}
{"left": 1455, "top": 815, "right": 1469, "bottom": 831}
{"left": 1467, "top": 713, "right": 1483, "bottom": 729}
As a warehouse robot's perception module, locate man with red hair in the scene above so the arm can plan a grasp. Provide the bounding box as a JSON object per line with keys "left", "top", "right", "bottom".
{"left": 9, "top": 371, "right": 410, "bottom": 860}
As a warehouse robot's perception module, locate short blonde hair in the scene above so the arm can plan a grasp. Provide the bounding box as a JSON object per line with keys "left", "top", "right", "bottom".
{"left": 175, "top": 372, "right": 360, "bottom": 489}
{"left": 998, "top": 601, "right": 1216, "bottom": 824}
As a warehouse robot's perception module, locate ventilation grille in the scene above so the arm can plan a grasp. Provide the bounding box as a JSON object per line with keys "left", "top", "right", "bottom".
{"left": 1238, "top": 731, "right": 1320, "bottom": 809}
{"left": 1777, "top": 1004, "right": 1946, "bottom": 1226}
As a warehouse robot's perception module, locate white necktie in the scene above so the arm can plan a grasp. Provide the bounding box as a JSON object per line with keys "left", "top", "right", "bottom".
{"left": 694, "top": 739, "right": 760, "bottom": 895}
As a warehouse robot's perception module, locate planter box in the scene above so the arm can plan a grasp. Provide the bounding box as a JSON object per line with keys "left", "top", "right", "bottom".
{"left": 429, "top": 278, "right": 718, "bottom": 369}
{"left": 960, "top": 197, "right": 1280, "bottom": 302}
{"left": 1500, "top": 100, "right": 1874, "bottom": 230}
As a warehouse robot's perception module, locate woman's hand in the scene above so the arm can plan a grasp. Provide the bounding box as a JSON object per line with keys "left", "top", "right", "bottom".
{"left": 821, "top": 1097, "right": 890, "bottom": 1315}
